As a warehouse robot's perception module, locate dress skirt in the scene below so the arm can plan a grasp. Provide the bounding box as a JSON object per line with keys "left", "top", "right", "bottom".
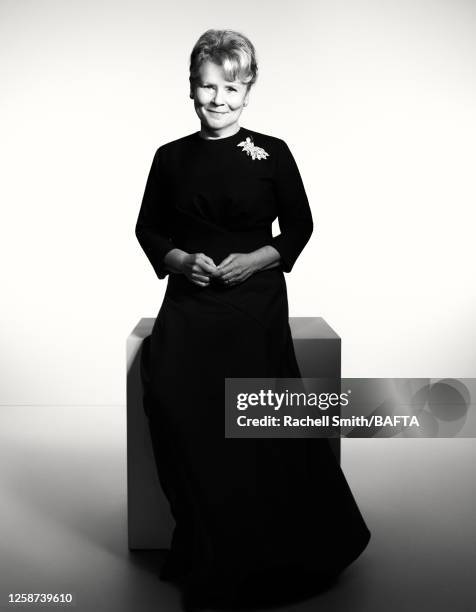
{"left": 139, "top": 265, "right": 371, "bottom": 606}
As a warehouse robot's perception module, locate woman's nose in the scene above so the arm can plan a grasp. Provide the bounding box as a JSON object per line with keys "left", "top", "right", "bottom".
{"left": 212, "top": 88, "right": 225, "bottom": 105}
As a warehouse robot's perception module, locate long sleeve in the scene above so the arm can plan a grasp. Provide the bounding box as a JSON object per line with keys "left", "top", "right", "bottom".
{"left": 269, "top": 139, "right": 314, "bottom": 273}
{"left": 135, "top": 147, "right": 176, "bottom": 280}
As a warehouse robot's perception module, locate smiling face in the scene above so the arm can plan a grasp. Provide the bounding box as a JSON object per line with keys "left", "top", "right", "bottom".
{"left": 191, "top": 60, "right": 250, "bottom": 138}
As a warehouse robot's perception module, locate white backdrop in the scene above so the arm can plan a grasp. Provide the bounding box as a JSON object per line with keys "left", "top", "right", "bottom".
{"left": 1, "top": 0, "right": 475, "bottom": 406}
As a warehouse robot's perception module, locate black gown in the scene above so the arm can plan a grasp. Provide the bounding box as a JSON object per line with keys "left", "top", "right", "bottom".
{"left": 135, "top": 126, "right": 371, "bottom": 607}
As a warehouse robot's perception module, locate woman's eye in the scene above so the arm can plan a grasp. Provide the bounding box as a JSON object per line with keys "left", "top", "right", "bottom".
{"left": 201, "top": 85, "right": 236, "bottom": 91}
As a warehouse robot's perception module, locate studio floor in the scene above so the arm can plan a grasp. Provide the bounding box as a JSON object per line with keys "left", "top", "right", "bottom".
{"left": 0, "top": 405, "right": 474, "bottom": 611}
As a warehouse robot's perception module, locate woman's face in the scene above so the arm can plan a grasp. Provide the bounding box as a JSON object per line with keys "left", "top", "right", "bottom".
{"left": 191, "top": 60, "right": 250, "bottom": 136}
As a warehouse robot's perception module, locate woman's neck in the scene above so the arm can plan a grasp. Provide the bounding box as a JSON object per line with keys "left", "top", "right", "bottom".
{"left": 199, "top": 123, "right": 241, "bottom": 140}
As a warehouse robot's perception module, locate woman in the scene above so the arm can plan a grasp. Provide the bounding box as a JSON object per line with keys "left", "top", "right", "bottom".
{"left": 136, "top": 29, "right": 371, "bottom": 609}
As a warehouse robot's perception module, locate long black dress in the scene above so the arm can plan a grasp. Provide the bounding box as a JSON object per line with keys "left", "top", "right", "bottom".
{"left": 135, "top": 126, "right": 371, "bottom": 607}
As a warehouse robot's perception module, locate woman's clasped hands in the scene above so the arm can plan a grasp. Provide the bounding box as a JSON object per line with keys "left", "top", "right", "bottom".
{"left": 182, "top": 252, "right": 257, "bottom": 287}
{"left": 163, "top": 245, "right": 280, "bottom": 286}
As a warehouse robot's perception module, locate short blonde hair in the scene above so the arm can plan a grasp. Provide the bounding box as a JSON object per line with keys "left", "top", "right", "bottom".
{"left": 189, "top": 29, "right": 258, "bottom": 92}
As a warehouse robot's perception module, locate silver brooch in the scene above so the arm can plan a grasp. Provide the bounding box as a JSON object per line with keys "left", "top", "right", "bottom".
{"left": 237, "top": 136, "right": 269, "bottom": 160}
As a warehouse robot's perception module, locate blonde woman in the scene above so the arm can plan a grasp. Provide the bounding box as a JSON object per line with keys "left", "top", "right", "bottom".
{"left": 136, "top": 29, "right": 371, "bottom": 610}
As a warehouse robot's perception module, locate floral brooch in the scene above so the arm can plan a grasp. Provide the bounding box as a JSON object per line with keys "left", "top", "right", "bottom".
{"left": 237, "top": 136, "right": 269, "bottom": 160}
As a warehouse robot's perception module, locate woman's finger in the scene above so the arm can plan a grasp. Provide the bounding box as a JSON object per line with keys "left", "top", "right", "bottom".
{"left": 217, "top": 254, "right": 236, "bottom": 269}
{"left": 221, "top": 269, "right": 239, "bottom": 281}
{"left": 198, "top": 260, "right": 218, "bottom": 275}
{"left": 218, "top": 268, "right": 233, "bottom": 278}
{"left": 193, "top": 273, "right": 211, "bottom": 282}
